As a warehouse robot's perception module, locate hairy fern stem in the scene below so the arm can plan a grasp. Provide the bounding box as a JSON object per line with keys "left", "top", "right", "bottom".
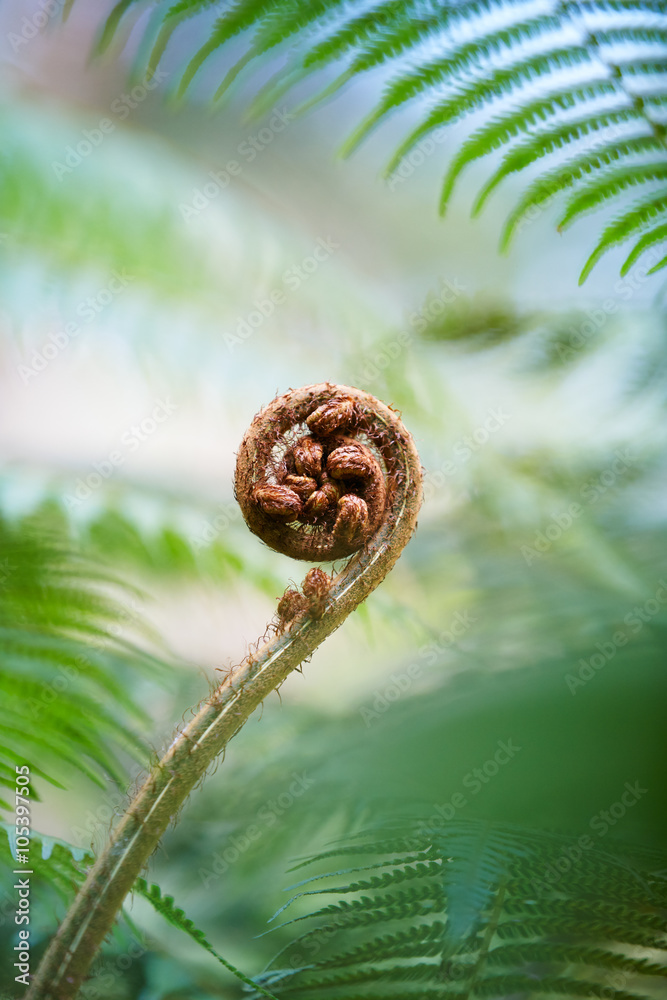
{"left": 26, "top": 384, "right": 422, "bottom": 1000}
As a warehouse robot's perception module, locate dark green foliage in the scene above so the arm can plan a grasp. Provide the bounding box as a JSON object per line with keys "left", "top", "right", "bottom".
{"left": 0, "top": 827, "right": 94, "bottom": 998}
{"left": 0, "top": 512, "right": 171, "bottom": 806}
{"left": 253, "top": 819, "right": 667, "bottom": 999}
{"left": 0, "top": 822, "right": 92, "bottom": 903}
{"left": 89, "top": 0, "right": 667, "bottom": 281}
{"left": 415, "top": 298, "right": 533, "bottom": 350}
{"left": 135, "top": 878, "right": 281, "bottom": 999}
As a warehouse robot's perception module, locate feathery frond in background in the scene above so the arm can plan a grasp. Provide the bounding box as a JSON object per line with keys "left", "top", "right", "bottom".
{"left": 0, "top": 822, "right": 92, "bottom": 903}
{"left": 88, "top": 0, "right": 667, "bottom": 282}
{"left": 0, "top": 511, "right": 171, "bottom": 809}
{"left": 254, "top": 819, "right": 667, "bottom": 1000}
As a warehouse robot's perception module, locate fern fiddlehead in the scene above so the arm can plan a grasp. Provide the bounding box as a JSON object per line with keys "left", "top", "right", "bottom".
{"left": 236, "top": 383, "right": 397, "bottom": 561}
{"left": 26, "top": 383, "right": 422, "bottom": 1000}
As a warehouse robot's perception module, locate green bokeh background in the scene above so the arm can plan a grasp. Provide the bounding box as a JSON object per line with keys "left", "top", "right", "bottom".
{"left": 0, "top": 2, "right": 665, "bottom": 996}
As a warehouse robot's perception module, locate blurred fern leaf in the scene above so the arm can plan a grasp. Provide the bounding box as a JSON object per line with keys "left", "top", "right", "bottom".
{"left": 87, "top": 0, "right": 667, "bottom": 281}
{"left": 0, "top": 512, "right": 171, "bottom": 807}
{"left": 255, "top": 819, "right": 667, "bottom": 999}
{"left": 0, "top": 822, "right": 93, "bottom": 902}
{"left": 135, "top": 877, "right": 281, "bottom": 999}
{"left": 0, "top": 107, "right": 221, "bottom": 301}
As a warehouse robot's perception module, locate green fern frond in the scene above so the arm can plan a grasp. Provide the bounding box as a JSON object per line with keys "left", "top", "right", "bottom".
{"left": 580, "top": 190, "right": 667, "bottom": 282}
{"left": 200, "top": 0, "right": 278, "bottom": 46}
{"left": 177, "top": 32, "right": 227, "bottom": 100}
{"left": 175, "top": 0, "right": 298, "bottom": 97}
{"left": 596, "top": 26, "right": 667, "bottom": 48}
{"left": 439, "top": 80, "right": 619, "bottom": 212}
{"left": 95, "top": 0, "right": 138, "bottom": 53}
{"left": 500, "top": 134, "right": 665, "bottom": 247}
{"left": 135, "top": 878, "right": 281, "bottom": 999}
{"left": 617, "top": 58, "right": 667, "bottom": 76}
{"left": 0, "top": 513, "right": 171, "bottom": 804}
{"left": 472, "top": 108, "right": 647, "bottom": 216}
{"left": 367, "top": 47, "right": 597, "bottom": 167}
{"left": 364, "top": 15, "right": 565, "bottom": 121}
{"left": 581, "top": 0, "right": 667, "bottom": 11}
{"left": 432, "top": 821, "right": 529, "bottom": 952}
{"left": 340, "top": 6, "right": 460, "bottom": 77}
{"left": 79, "top": 0, "right": 667, "bottom": 281}
{"left": 80, "top": 0, "right": 667, "bottom": 281}
{"left": 253, "top": 819, "right": 667, "bottom": 1000}
{"left": 301, "top": 2, "right": 425, "bottom": 71}
{"left": 558, "top": 162, "right": 667, "bottom": 229}
{"left": 647, "top": 252, "right": 667, "bottom": 271}
{"left": 250, "top": 0, "right": 346, "bottom": 52}
{"left": 0, "top": 478, "right": 282, "bottom": 598}
{"left": 147, "top": 4, "right": 206, "bottom": 77}
{"left": 621, "top": 221, "right": 667, "bottom": 273}
{"left": 0, "top": 823, "right": 93, "bottom": 901}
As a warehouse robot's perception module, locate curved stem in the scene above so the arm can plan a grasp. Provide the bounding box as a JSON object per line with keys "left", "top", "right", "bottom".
{"left": 27, "top": 384, "right": 422, "bottom": 1000}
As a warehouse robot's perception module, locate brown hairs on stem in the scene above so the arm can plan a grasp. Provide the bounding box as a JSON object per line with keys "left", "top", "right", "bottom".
{"left": 26, "top": 383, "right": 421, "bottom": 1000}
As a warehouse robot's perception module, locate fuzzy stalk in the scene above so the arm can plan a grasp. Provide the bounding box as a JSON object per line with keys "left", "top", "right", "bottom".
{"left": 27, "top": 384, "right": 422, "bottom": 1000}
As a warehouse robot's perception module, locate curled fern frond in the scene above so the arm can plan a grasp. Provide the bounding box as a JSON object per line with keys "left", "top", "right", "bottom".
{"left": 84, "top": 0, "right": 667, "bottom": 281}
{"left": 27, "top": 384, "right": 422, "bottom": 1000}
